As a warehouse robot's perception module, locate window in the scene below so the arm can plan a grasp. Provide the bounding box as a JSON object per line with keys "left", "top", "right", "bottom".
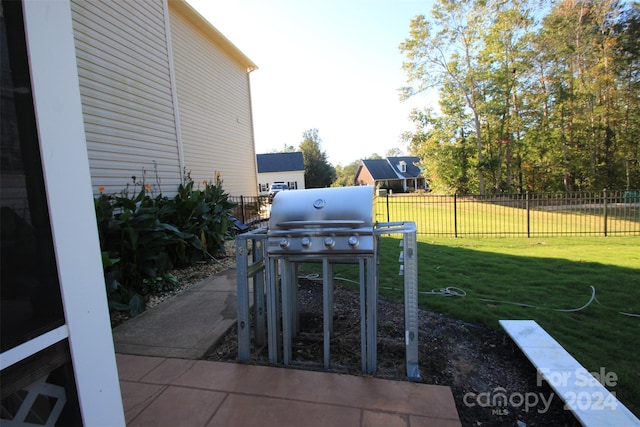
{"left": 398, "top": 161, "right": 407, "bottom": 173}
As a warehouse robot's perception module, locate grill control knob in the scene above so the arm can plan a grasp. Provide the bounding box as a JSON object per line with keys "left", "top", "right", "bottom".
{"left": 324, "top": 237, "right": 335, "bottom": 248}
{"left": 301, "top": 236, "right": 311, "bottom": 248}
{"left": 348, "top": 235, "right": 359, "bottom": 248}
{"left": 279, "top": 238, "right": 289, "bottom": 249}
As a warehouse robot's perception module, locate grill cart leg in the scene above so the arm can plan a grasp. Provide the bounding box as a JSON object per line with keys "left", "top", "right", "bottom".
{"left": 266, "top": 257, "right": 281, "bottom": 363}
{"left": 322, "top": 259, "right": 334, "bottom": 369}
{"left": 293, "top": 263, "right": 299, "bottom": 336}
{"left": 365, "top": 256, "right": 377, "bottom": 374}
{"left": 403, "top": 230, "right": 421, "bottom": 381}
{"left": 281, "top": 259, "right": 294, "bottom": 366}
{"left": 373, "top": 222, "right": 422, "bottom": 380}
{"left": 236, "top": 238, "right": 251, "bottom": 362}
{"left": 359, "top": 258, "right": 367, "bottom": 373}
{"left": 253, "top": 239, "right": 266, "bottom": 346}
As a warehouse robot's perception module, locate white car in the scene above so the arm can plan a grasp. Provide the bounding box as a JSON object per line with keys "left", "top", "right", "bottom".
{"left": 268, "top": 183, "right": 289, "bottom": 203}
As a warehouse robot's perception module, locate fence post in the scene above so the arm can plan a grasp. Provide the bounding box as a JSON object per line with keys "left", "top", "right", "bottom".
{"left": 240, "top": 195, "right": 246, "bottom": 224}
{"left": 526, "top": 191, "right": 531, "bottom": 238}
{"left": 603, "top": 189, "right": 608, "bottom": 237}
{"left": 453, "top": 193, "right": 458, "bottom": 238}
{"left": 386, "top": 193, "right": 390, "bottom": 222}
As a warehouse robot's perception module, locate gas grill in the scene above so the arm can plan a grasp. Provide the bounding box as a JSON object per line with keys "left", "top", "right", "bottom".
{"left": 235, "top": 186, "right": 421, "bottom": 380}
{"left": 267, "top": 186, "right": 375, "bottom": 256}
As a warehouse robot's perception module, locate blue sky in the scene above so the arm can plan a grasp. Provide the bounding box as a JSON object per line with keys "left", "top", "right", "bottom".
{"left": 185, "top": 0, "right": 436, "bottom": 165}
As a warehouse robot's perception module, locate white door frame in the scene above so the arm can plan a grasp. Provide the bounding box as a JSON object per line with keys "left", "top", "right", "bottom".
{"left": 0, "top": 1, "right": 125, "bottom": 424}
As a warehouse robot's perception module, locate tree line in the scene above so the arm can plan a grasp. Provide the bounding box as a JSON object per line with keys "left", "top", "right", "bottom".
{"left": 400, "top": 0, "right": 640, "bottom": 194}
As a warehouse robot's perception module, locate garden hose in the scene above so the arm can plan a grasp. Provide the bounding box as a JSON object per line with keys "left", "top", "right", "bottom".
{"left": 315, "top": 276, "right": 638, "bottom": 318}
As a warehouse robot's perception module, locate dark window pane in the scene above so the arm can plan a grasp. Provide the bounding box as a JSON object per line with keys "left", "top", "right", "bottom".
{"left": 1, "top": 0, "right": 65, "bottom": 352}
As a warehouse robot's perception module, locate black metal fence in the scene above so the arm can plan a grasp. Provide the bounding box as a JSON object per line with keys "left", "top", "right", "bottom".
{"left": 230, "top": 195, "right": 269, "bottom": 228}
{"left": 375, "top": 189, "right": 640, "bottom": 237}
{"left": 231, "top": 190, "right": 640, "bottom": 237}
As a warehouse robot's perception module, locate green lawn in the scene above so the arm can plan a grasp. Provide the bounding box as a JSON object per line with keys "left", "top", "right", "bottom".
{"left": 375, "top": 195, "right": 640, "bottom": 236}
{"left": 301, "top": 236, "right": 640, "bottom": 416}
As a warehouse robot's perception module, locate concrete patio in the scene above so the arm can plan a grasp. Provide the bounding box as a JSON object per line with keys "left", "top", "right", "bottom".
{"left": 113, "top": 267, "right": 462, "bottom": 426}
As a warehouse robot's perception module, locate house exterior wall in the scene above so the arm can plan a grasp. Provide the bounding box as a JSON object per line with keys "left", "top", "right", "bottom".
{"left": 70, "top": 0, "right": 258, "bottom": 197}
{"left": 354, "top": 166, "right": 375, "bottom": 186}
{"left": 169, "top": 1, "right": 258, "bottom": 196}
{"left": 70, "top": 0, "right": 182, "bottom": 195}
{"left": 257, "top": 171, "right": 305, "bottom": 194}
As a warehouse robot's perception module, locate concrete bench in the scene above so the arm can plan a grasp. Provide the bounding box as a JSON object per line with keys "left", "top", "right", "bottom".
{"left": 500, "top": 320, "right": 639, "bottom": 426}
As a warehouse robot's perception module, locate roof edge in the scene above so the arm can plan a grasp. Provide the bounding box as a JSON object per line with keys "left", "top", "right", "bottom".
{"left": 169, "top": 0, "right": 258, "bottom": 72}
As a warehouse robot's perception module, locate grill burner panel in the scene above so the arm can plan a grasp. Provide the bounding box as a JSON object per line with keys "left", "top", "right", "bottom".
{"left": 267, "top": 231, "right": 374, "bottom": 255}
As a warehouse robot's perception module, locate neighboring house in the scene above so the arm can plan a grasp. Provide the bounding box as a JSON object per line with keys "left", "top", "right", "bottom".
{"left": 256, "top": 152, "right": 306, "bottom": 195}
{"left": 354, "top": 156, "right": 427, "bottom": 193}
{"left": 71, "top": 0, "right": 258, "bottom": 197}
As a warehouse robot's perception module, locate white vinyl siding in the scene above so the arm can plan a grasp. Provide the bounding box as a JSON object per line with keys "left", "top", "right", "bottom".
{"left": 71, "top": 0, "right": 181, "bottom": 195}
{"left": 169, "top": 6, "right": 257, "bottom": 196}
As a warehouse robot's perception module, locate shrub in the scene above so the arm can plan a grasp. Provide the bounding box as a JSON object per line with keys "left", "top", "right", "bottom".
{"left": 95, "top": 174, "right": 235, "bottom": 316}
{"left": 157, "top": 174, "right": 235, "bottom": 265}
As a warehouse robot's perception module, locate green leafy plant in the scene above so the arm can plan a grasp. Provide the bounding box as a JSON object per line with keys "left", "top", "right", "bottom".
{"left": 157, "top": 172, "right": 236, "bottom": 264}
{"left": 94, "top": 172, "right": 236, "bottom": 317}
{"left": 101, "top": 251, "right": 145, "bottom": 317}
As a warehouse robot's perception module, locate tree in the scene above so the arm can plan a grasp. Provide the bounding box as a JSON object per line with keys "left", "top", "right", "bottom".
{"left": 400, "top": 0, "right": 491, "bottom": 194}
{"left": 385, "top": 148, "right": 405, "bottom": 157}
{"left": 332, "top": 160, "right": 361, "bottom": 187}
{"left": 299, "top": 129, "right": 336, "bottom": 188}
{"left": 404, "top": 101, "right": 476, "bottom": 194}
{"left": 400, "top": 0, "right": 640, "bottom": 193}
{"left": 280, "top": 144, "right": 296, "bottom": 153}
{"left": 616, "top": 3, "right": 640, "bottom": 188}
{"left": 478, "top": 0, "right": 537, "bottom": 193}
{"left": 531, "top": 0, "right": 635, "bottom": 190}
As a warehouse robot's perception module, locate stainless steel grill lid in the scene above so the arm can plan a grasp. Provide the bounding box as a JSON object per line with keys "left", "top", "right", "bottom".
{"left": 267, "top": 186, "right": 375, "bottom": 255}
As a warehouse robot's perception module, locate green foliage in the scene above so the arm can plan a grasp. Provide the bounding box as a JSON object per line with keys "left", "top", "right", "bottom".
{"left": 95, "top": 174, "right": 235, "bottom": 316}
{"left": 158, "top": 175, "right": 235, "bottom": 262}
{"left": 332, "top": 160, "right": 361, "bottom": 187}
{"left": 400, "top": 0, "right": 491, "bottom": 194}
{"left": 299, "top": 129, "right": 336, "bottom": 188}
{"left": 404, "top": 107, "right": 476, "bottom": 193}
{"left": 401, "top": 0, "right": 640, "bottom": 193}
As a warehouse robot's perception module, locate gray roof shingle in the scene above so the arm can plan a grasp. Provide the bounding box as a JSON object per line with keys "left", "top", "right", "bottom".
{"left": 361, "top": 159, "right": 398, "bottom": 180}
{"left": 361, "top": 156, "right": 421, "bottom": 180}
{"left": 256, "top": 152, "right": 305, "bottom": 173}
{"left": 387, "top": 156, "right": 421, "bottom": 178}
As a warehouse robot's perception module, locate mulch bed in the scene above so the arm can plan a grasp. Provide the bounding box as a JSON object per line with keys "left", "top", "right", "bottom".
{"left": 205, "top": 278, "right": 581, "bottom": 427}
